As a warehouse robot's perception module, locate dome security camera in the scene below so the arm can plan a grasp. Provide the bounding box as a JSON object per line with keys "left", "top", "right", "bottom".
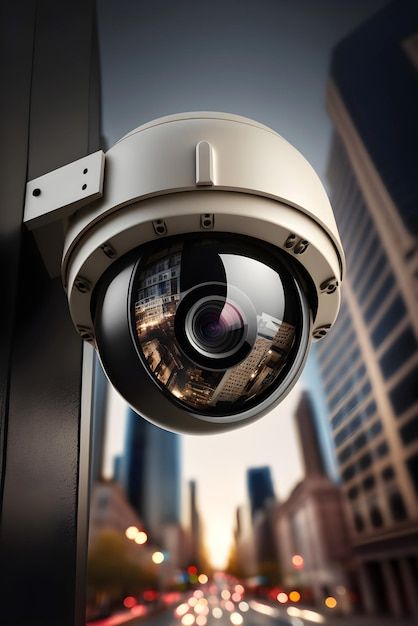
{"left": 58, "top": 112, "right": 344, "bottom": 434}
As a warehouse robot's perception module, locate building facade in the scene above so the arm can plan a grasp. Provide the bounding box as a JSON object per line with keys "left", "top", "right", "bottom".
{"left": 275, "top": 392, "right": 352, "bottom": 608}
{"left": 317, "top": 1, "right": 418, "bottom": 618}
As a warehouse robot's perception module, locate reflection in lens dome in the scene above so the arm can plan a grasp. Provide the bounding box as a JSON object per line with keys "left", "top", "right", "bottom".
{"left": 131, "top": 236, "right": 305, "bottom": 417}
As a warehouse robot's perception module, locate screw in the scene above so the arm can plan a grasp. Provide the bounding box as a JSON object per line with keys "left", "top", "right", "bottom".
{"left": 285, "top": 234, "right": 297, "bottom": 248}
{"left": 32, "top": 188, "right": 41, "bottom": 197}
{"left": 320, "top": 278, "right": 339, "bottom": 294}
{"left": 153, "top": 219, "right": 167, "bottom": 236}
{"left": 200, "top": 213, "right": 214, "bottom": 229}
{"left": 100, "top": 242, "right": 117, "bottom": 259}
{"left": 313, "top": 324, "right": 331, "bottom": 340}
{"left": 74, "top": 276, "right": 91, "bottom": 293}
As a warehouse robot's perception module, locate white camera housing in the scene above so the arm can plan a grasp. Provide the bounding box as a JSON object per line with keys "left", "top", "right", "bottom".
{"left": 27, "top": 112, "right": 345, "bottom": 433}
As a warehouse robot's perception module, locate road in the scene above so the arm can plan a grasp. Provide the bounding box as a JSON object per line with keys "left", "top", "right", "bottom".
{"left": 125, "top": 601, "right": 296, "bottom": 626}
{"left": 88, "top": 582, "right": 325, "bottom": 626}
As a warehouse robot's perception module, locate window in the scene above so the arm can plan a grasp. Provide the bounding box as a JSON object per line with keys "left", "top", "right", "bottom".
{"left": 371, "top": 296, "right": 406, "bottom": 348}
{"left": 370, "top": 504, "right": 384, "bottom": 528}
{"left": 382, "top": 466, "right": 395, "bottom": 482}
{"left": 357, "top": 251, "right": 387, "bottom": 305}
{"left": 375, "top": 441, "right": 389, "bottom": 459}
{"left": 379, "top": 326, "right": 417, "bottom": 380}
{"left": 406, "top": 452, "right": 418, "bottom": 497}
{"left": 390, "top": 365, "right": 418, "bottom": 415}
{"left": 363, "top": 274, "right": 396, "bottom": 324}
{"left": 388, "top": 491, "right": 407, "bottom": 522}
{"left": 354, "top": 512, "right": 365, "bottom": 532}
{"left": 348, "top": 486, "right": 359, "bottom": 500}
{"left": 362, "top": 475, "right": 375, "bottom": 491}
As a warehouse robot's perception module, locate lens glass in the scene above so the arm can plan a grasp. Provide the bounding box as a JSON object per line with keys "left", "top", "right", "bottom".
{"left": 130, "top": 235, "right": 308, "bottom": 417}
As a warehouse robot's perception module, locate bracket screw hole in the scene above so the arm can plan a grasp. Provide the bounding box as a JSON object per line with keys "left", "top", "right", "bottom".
{"left": 82, "top": 184, "right": 87, "bottom": 190}
{"left": 83, "top": 168, "right": 88, "bottom": 174}
{"left": 32, "top": 188, "right": 41, "bottom": 197}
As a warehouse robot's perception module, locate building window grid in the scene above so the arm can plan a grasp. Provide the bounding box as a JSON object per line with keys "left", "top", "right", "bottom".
{"left": 336, "top": 183, "right": 364, "bottom": 240}
{"left": 389, "top": 363, "right": 418, "bottom": 417}
{"left": 375, "top": 316, "right": 410, "bottom": 361}
{"left": 331, "top": 171, "right": 358, "bottom": 233}
{"left": 341, "top": 438, "right": 389, "bottom": 485}
{"left": 316, "top": 301, "right": 350, "bottom": 364}
{"left": 328, "top": 363, "right": 367, "bottom": 412}
{"left": 363, "top": 275, "right": 397, "bottom": 326}
{"left": 351, "top": 238, "right": 385, "bottom": 290}
{"left": 324, "top": 346, "right": 362, "bottom": 394}
{"left": 339, "top": 202, "right": 367, "bottom": 253}
{"left": 368, "top": 287, "right": 401, "bottom": 334}
{"left": 342, "top": 210, "right": 373, "bottom": 267}
{"left": 385, "top": 351, "right": 418, "bottom": 394}
{"left": 356, "top": 250, "right": 388, "bottom": 304}
{"left": 358, "top": 264, "right": 391, "bottom": 316}
{"left": 338, "top": 417, "right": 383, "bottom": 466}
{"left": 321, "top": 334, "right": 357, "bottom": 382}
{"left": 345, "top": 231, "right": 379, "bottom": 283}
{"left": 333, "top": 398, "right": 377, "bottom": 447}
{"left": 370, "top": 294, "right": 407, "bottom": 349}
{"left": 318, "top": 325, "right": 357, "bottom": 379}
{"left": 330, "top": 378, "right": 372, "bottom": 430}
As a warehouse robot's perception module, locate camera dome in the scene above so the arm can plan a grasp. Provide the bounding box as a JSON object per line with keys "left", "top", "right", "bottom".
{"left": 93, "top": 234, "right": 312, "bottom": 432}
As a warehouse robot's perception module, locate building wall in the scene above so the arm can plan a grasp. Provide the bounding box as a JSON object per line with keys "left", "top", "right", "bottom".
{"left": 317, "top": 3, "right": 418, "bottom": 616}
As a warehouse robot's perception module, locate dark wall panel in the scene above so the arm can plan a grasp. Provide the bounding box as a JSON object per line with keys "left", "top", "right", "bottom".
{"left": 0, "top": 2, "right": 101, "bottom": 625}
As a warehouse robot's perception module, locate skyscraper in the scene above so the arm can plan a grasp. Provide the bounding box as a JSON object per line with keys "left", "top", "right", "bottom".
{"left": 122, "top": 408, "right": 181, "bottom": 544}
{"left": 317, "top": 1, "right": 418, "bottom": 618}
{"left": 247, "top": 466, "right": 275, "bottom": 520}
{"left": 295, "top": 391, "right": 326, "bottom": 477}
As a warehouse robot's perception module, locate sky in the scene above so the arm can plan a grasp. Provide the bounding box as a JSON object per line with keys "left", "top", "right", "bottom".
{"left": 98, "top": 0, "right": 388, "bottom": 569}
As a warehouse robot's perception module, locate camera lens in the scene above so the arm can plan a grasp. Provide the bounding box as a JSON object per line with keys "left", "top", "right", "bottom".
{"left": 186, "top": 298, "right": 245, "bottom": 357}
{"left": 130, "top": 233, "right": 310, "bottom": 418}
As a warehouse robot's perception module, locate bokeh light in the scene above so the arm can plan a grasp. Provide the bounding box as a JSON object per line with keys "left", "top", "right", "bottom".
{"left": 277, "top": 592, "right": 288, "bottom": 604}
{"left": 325, "top": 596, "right": 337, "bottom": 609}
{"left": 134, "top": 531, "right": 148, "bottom": 544}
{"left": 182, "top": 614, "right": 195, "bottom": 626}
{"left": 291, "top": 554, "right": 304, "bottom": 569}
{"left": 221, "top": 589, "right": 231, "bottom": 600}
{"left": 230, "top": 612, "right": 244, "bottom": 625}
{"left": 152, "top": 551, "right": 165, "bottom": 564}
{"left": 196, "top": 616, "right": 207, "bottom": 626}
{"left": 212, "top": 607, "right": 223, "bottom": 619}
{"left": 289, "top": 591, "right": 301, "bottom": 603}
{"left": 123, "top": 596, "right": 136, "bottom": 608}
{"left": 239, "top": 601, "right": 249, "bottom": 612}
{"left": 198, "top": 574, "right": 208, "bottom": 584}
{"left": 176, "top": 603, "right": 189, "bottom": 617}
{"left": 125, "top": 526, "right": 138, "bottom": 540}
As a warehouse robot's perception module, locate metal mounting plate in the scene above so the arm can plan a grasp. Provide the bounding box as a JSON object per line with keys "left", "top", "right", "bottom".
{"left": 24, "top": 151, "right": 105, "bottom": 230}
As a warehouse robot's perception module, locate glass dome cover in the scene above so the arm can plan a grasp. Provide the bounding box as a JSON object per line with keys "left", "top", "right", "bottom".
{"left": 130, "top": 234, "right": 309, "bottom": 417}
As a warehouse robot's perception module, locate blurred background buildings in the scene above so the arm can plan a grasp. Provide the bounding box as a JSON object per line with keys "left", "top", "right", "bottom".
{"left": 317, "top": 0, "right": 418, "bottom": 617}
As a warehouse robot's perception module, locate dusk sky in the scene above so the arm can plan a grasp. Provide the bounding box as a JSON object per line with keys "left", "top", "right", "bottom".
{"left": 98, "top": 0, "right": 388, "bottom": 568}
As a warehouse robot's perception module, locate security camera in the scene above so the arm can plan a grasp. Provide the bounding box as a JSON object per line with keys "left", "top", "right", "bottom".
{"left": 27, "top": 112, "right": 344, "bottom": 434}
